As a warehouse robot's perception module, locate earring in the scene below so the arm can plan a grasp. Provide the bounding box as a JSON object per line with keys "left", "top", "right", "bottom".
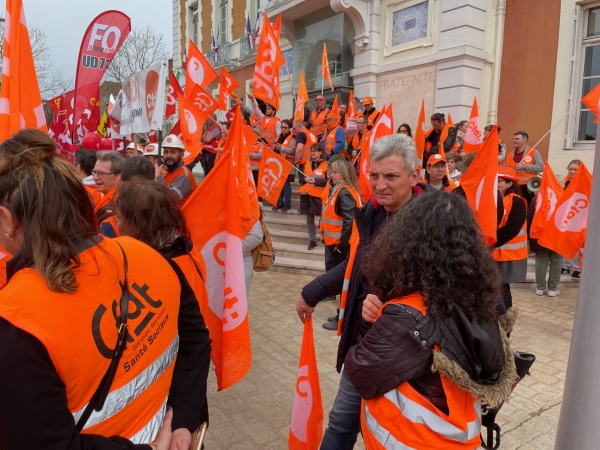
{"left": 5, "top": 233, "right": 11, "bottom": 240}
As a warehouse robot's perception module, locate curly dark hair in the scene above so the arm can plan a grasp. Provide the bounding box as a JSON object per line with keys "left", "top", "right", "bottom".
{"left": 362, "top": 190, "right": 500, "bottom": 322}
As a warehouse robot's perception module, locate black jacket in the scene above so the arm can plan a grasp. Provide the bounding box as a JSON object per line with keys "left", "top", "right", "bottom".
{"left": 301, "top": 184, "right": 429, "bottom": 372}
{"left": 494, "top": 195, "right": 527, "bottom": 248}
{"left": 344, "top": 300, "right": 511, "bottom": 414}
{"left": 424, "top": 126, "right": 458, "bottom": 167}
{"left": 333, "top": 188, "right": 357, "bottom": 250}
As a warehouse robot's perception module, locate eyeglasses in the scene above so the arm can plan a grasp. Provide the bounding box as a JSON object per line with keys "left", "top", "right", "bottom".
{"left": 92, "top": 170, "right": 120, "bottom": 178}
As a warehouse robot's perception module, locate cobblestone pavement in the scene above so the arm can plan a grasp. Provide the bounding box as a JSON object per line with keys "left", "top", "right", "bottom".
{"left": 202, "top": 271, "right": 578, "bottom": 449}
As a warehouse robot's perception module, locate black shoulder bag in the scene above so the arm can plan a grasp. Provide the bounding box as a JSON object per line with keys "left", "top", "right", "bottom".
{"left": 76, "top": 242, "right": 130, "bottom": 431}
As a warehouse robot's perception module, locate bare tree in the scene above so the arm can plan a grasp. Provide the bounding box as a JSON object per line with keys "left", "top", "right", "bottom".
{"left": 0, "top": 23, "right": 73, "bottom": 99}
{"left": 104, "top": 26, "right": 170, "bottom": 83}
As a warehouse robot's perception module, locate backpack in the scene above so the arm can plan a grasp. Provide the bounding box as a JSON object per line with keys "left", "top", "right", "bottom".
{"left": 252, "top": 217, "right": 275, "bottom": 272}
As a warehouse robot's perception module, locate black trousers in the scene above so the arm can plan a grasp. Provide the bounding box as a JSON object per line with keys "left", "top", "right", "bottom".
{"left": 325, "top": 245, "right": 349, "bottom": 273}
{"left": 501, "top": 283, "right": 513, "bottom": 310}
{"left": 201, "top": 150, "right": 216, "bottom": 177}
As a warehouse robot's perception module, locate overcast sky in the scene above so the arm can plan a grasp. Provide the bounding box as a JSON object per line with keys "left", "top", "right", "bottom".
{"left": 0, "top": 0, "right": 173, "bottom": 81}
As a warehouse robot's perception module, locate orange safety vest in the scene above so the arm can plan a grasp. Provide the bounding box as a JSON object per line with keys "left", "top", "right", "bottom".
{"left": 215, "top": 136, "right": 226, "bottom": 163}
{"left": 85, "top": 184, "right": 103, "bottom": 208}
{"left": 260, "top": 116, "right": 280, "bottom": 146}
{"left": 358, "top": 108, "right": 379, "bottom": 128}
{"left": 297, "top": 129, "right": 318, "bottom": 165}
{"left": 350, "top": 131, "right": 369, "bottom": 162}
{"left": 94, "top": 187, "right": 116, "bottom": 214}
{"left": 164, "top": 164, "right": 198, "bottom": 203}
{"left": 172, "top": 244, "right": 208, "bottom": 319}
{"left": 361, "top": 293, "right": 482, "bottom": 450}
{"left": 425, "top": 123, "right": 451, "bottom": 155}
{"left": 310, "top": 108, "right": 329, "bottom": 140}
{"left": 492, "top": 193, "right": 528, "bottom": 262}
{"left": 320, "top": 184, "right": 362, "bottom": 246}
{"left": 100, "top": 215, "right": 121, "bottom": 237}
{"left": 281, "top": 132, "right": 295, "bottom": 164}
{"left": 505, "top": 147, "right": 538, "bottom": 184}
{"left": 298, "top": 160, "right": 328, "bottom": 197}
{"left": 202, "top": 123, "right": 221, "bottom": 154}
{"left": 249, "top": 141, "right": 264, "bottom": 170}
{"left": 324, "top": 125, "right": 343, "bottom": 156}
{"left": 250, "top": 113, "right": 258, "bottom": 127}
{"left": 0, "top": 237, "right": 181, "bottom": 442}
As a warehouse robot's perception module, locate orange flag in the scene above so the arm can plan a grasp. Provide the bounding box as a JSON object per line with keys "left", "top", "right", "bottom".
{"left": 272, "top": 14, "right": 282, "bottom": 41}
{"left": 288, "top": 318, "right": 324, "bottom": 450}
{"left": 0, "top": 0, "right": 47, "bottom": 139}
{"left": 538, "top": 162, "right": 592, "bottom": 260}
{"left": 185, "top": 39, "right": 218, "bottom": 95}
{"left": 253, "top": 13, "right": 286, "bottom": 110}
{"left": 462, "top": 97, "right": 483, "bottom": 154}
{"left": 321, "top": 44, "right": 333, "bottom": 91}
{"left": 581, "top": 83, "right": 600, "bottom": 123}
{"left": 237, "top": 118, "right": 261, "bottom": 235}
{"left": 415, "top": 100, "right": 426, "bottom": 169}
{"left": 530, "top": 163, "right": 564, "bottom": 239}
{"left": 258, "top": 145, "right": 294, "bottom": 205}
{"left": 347, "top": 90, "right": 357, "bottom": 119}
{"left": 177, "top": 93, "right": 206, "bottom": 162}
{"left": 294, "top": 70, "right": 309, "bottom": 122}
{"left": 447, "top": 113, "right": 454, "bottom": 127}
{"left": 181, "top": 128, "right": 252, "bottom": 392}
{"left": 459, "top": 125, "right": 499, "bottom": 246}
{"left": 187, "top": 83, "right": 220, "bottom": 117}
{"left": 219, "top": 68, "right": 240, "bottom": 110}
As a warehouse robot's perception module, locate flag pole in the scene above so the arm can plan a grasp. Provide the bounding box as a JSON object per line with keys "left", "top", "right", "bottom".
{"left": 157, "top": 129, "right": 163, "bottom": 165}
{"left": 531, "top": 102, "right": 580, "bottom": 149}
{"left": 284, "top": 65, "right": 296, "bottom": 101}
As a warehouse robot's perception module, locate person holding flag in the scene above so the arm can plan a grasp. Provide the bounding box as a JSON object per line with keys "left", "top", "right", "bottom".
{"left": 158, "top": 134, "right": 198, "bottom": 204}
{"left": 357, "top": 97, "right": 379, "bottom": 130}
{"left": 272, "top": 119, "right": 296, "bottom": 211}
{"left": 424, "top": 113, "right": 458, "bottom": 167}
{"left": 561, "top": 159, "right": 582, "bottom": 278}
{"left": 505, "top": 130, "right": 544, "bottom": 205}
{"left": 200, "top": 115, "right": 222, "bottom": 176}
{"left": 308, "top": 95, "right": 330, "bottom": 142}
{"left": 292, "top": 120, "right": 319, "bottom": 170}
{"left": 484, "top": 125, "right": 507, "bottom": 163}
{"left": 322, "top": 98, "right": 346, "bottom": 159}
{"left": 347, "top": 116, "right": 369, "bottom": 167}
{"left": 299, "top": 144, "right": 328, "bottom": 251}
{"left": 249, "top": 93, "right": 281, "bottom": 146}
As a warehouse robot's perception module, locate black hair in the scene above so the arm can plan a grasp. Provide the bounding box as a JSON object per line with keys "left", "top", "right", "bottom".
{"left": 502, "top": 179, "right": 522, "bottom": 197}
{"left": 121, "top": 156, "right": 155, "bottom": 182}
{"left": 397, "top": 123, "right": 413, "bottom": 137}
{"left": 74, "top": 149, "right": 97, "bottom": 177}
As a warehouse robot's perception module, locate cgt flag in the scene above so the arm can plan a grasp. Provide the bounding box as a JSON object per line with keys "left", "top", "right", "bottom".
{"left": 181, "top": 148, "right": 252, "bottom": 392}
{"left": 187, "top": 84, "right": 220, "bottom": 117}
{"left": 219, "top": 68, "right": 240, "bottom": 110}
{"left": 538, "top": 162, "right": 592, "bottom": 260}
{"left": 253, "top": 13, "right": 286, "bottom": 111}
{"left": 166, "top": 71, "right": 184, "bottom": 119}
{"left": 289, "top": 318, "right": 324, "bottom": 450}
{"left": 185, "top": 39, "right": 218, "bottom": 95}
{"left": 415, "top": 99, "right": 426, "bottom": 169}
{"left": 294, "top": 70, "right": 309, "bottom": 122}
{"left": 73, "top": 11, "right": 131, "bottom": 138}
{"left": 321, "top": 43, "right": 333, "bottom": 91}
{"left": 177, "top": 93, "right": 206, "bottom": 163}
{"left": 462, "top": 97, "right": 483, "bottom": 154}
{"left": 459, "top": 125, "right": 499, "bottom": 246}
{"left": 0, "top": 0, "right": 47, "bottom": 139}
{"left": 530, "top": 163, "right": 564, "bottom": 240}
{"left": 258, "top": 145, "right": 294, "bottom": 205}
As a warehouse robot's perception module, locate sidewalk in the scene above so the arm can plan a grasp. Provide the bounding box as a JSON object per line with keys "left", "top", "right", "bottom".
{"left": 202, "top": 271, "right": 578, "bottom": 449}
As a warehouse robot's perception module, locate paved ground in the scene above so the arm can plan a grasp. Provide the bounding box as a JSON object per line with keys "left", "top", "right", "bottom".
{"left": 202, "top": 271, "right": 579, "bottom": 449}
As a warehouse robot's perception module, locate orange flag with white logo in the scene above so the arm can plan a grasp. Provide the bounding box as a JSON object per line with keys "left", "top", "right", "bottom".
{"left": 321, "top": 44, "right": 333, "bottom": 91}
{"left": 294, "top": 70, "right": 309, "bottom": 122}
{"left": 462, "top": 97, "right": 483, "bottom": 154}
{"left": 538, "top": 162, "right": 592, "bottom": 260}
{"left": 187, "top": 84, "right": 220, "bottom": 117}
{"left": 530, "top": 163, "right": 564, "bottom": 239}
{"left": 288, "top": 317, "right": 324, "bottom": 450}
{"left": 185, "top": 39, "right": 218, "bottom": 95}
{"left": 253, "top": 14, "right": 286, "bottom": 110}
{"left": 0, "top": 0, "right": 47, "bottom": 139}
{"left": 181, "top": 125, "right": 252, "bottom": 392}
{"left": 459, "top": 125, "right": 499, "bottom": 246}
{"left": 415, "top": 99, "right": 426, "bottom": 169}
{"left": 237, "top": 115, "right": 261, "bottom": 235}
{"left": 347, "top": 90, "right": 357, "bottom": 119}
{"left": 258, "top": 145, "right": 294, "bottom": 205}
{"left": 177, "top": 93, "right": 206, "bottom": 161}
{"left": 219, "top": 68, "right": 240, "bottom": 110}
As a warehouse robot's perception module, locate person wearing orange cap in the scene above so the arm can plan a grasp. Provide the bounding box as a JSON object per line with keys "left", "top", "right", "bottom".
{"left": 424, "top": 153, "right": 452, "bottom": 191}
{"left": 492, "top": 166, "right": 527, "bottom": 314}
{"left": 323, "top": 97, "right": 346, "bottom": 159}
{"left": 158, "top": 134, "right": 198, "bottom": 204}
{"left": 308, "top": 94, "right": 330, "bottom": 141}
{"left": 357, "top": 97, "right": 379, "bottom": 130}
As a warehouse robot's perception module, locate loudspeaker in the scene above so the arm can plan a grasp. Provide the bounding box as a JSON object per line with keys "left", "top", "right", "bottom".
{"left": 526, "top": 176, "right": 542, "bottom": 193}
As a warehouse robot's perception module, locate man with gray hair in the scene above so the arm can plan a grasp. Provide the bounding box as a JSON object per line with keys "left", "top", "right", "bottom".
{"left": 295, "top": 134, "right": 428, "bottom": 449}
{"left": 93, "top": 150, "right": 126, "bottom": 223}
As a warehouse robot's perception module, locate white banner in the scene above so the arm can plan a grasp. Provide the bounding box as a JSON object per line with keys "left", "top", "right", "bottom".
{"left": 112, "top": 62, "right": 167, "bottom": 134}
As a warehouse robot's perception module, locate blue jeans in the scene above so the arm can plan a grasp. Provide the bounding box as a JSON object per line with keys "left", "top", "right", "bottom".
{"left": 277, "top": 174, "right": 294, "bottom": 207}
{"left": 320, "top": 370, "right": 362, "bottom": 449}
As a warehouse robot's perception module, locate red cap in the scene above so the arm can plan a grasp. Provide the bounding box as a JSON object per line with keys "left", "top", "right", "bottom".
{"left": 427, "top": 153, "right": 447, "bottom": 166}
{"left": 81, "top": 133, "right": 102, "bottom": 151}
{"left": 498, "top": 166, "right": 519, "bottom": 182}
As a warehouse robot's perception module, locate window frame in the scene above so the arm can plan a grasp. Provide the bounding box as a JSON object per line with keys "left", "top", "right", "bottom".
{"left": 383, "top": 0, "right": 435, "bottom": 57}
{"left": 220, "top": 0, "right": 228, "bottom": 45}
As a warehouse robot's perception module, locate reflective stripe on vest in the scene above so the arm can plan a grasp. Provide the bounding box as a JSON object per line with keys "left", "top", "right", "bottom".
{"left": 260, "top": 116, "right": 280, "bottom": 146}
{"left": 492, "top": 193, "right": 528, "bottom": 262}
{"left": 0, "top": 237, "right": 182, "bottom": 441}
{"left": 324, "top": 126, "right": 343, "bottom": 155}
{"left": 298, "top": 161, "right": 328, "bottom": 197}
{"left": 129, "top": 398, "right": 168, "bottom": 444}
{"left": 320, "top": 185, "right": 362, "bottom": 246}
{"left": 506, "top": 147, "right": 537, "bottom": 183}
{"left": 310, "top": 108, "right": 329, "bottom": 139}
{"left": 164, "top": 163, "right": 198, "bottom": 203}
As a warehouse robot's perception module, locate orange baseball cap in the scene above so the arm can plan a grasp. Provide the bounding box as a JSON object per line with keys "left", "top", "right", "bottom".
{"left": 362, "top": 96, "right": 373, "bottom": 105}
{"left": 497, "top": 166, "right": 519, "bottom": 182}
{"left": 427, "top": 153, "right": 447, "bottom": 166}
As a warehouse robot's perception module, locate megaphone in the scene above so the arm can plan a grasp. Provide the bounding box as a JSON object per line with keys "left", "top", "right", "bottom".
{"left": 527, "top": 176, "right": 542, "bottom": 194}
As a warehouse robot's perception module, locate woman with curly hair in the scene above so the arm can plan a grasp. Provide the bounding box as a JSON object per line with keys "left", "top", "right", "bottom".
{"left": 344, "top": 190, "right": 515, "bottom": 450}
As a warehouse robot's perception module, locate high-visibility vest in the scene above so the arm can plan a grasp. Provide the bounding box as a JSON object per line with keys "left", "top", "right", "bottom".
{"left": 320, "top": 184, "right": 362, "bottom": 246}
{"left": 324, "top": 125, "right": 343, "bottom": 156}
{"left": 249, "top": 142, "right": 264, "bottom": 170}
{"left": 215, "top": 136, "right": 226, "bottom": 163}
{"left": 505, "top": 147, "right": 538, "bottom": 184}
{"left": 361, "top": 293, "right": 482, "bottom": 450}
{"left": 94, "top": 187, "right": 116, "bottom": 215}
{"left": 281, "top": 132, "right": 295, "bottom": 164}
{"left": 350, "top": 131, "right": 369, "bottom": 162}
{"left": 297, "top": 129, "right": 318, "bottom": 165}
{"left": 100, "top": 215, "right": 121, "bottom": 237}
{"left": 310, "top": 108, "right": 329, "bottom": 139}
{"left": 250, "top": 113, "right": 258, "bottom": 127}
{"left": 299, "top": 160, "right": 328, "bottom": 197}
{"left": 492, "top": 193, "right": 528, "bottom": 262}
{"left": 202, "top": 123, "right": 221, "bottom": 154}
{"left": 358, "top": 108, "right": 379, "bottom": 129}
{"left": 164, "top": 163, "right": 198, "bottom": 203}
{"left": 0, "top": 237, "right": 181, "bottom": 442}
{"left": 260, "top": 116, "right": 280, "bottom": 146}
{"left": 85, "top": 184, "right": 103, "bottom": 208}
{"left": 172, "top": 244, "right": 208, "bottom": 319}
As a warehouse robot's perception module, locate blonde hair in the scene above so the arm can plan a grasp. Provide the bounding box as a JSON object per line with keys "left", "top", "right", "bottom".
{"left": 330, "top": 159, "right": 360, "bottom": 192}
{"left": 0, "top": 129, "right": 98, "bottom": 292}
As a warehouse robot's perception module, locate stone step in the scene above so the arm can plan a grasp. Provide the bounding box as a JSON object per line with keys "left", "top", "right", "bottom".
{"left": 261, "top": 207, "right": 301, "bottom": 220}
{"left": 262, "top": 198, "right": 301, "bottom": 210}
{"left": 270, "top": 228, "right": 321, "bottom": 246}
{"left": 265, "top": 216, "right": 312, "bottom": 233}
{"left": 270, "top": 256, "right": 326, "bottom": 277}
{"left": 273, "top": 241, "right": 325, "bottom": 262}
